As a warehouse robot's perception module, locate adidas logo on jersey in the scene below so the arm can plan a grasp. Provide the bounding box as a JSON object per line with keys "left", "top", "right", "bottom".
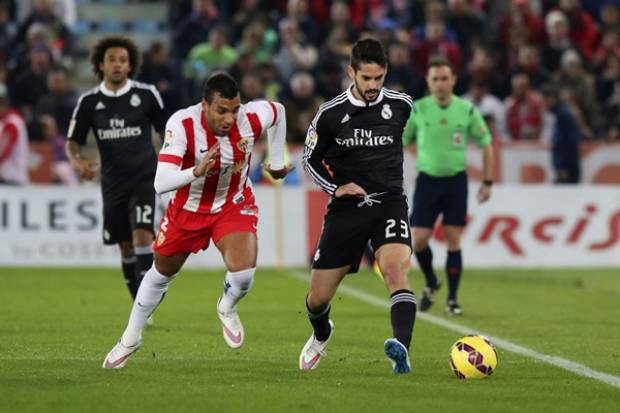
{"left": 341, "top": 114, "right": 350, "bottom": 123}
{"left": 95, "top": 102, "right": 106, "bottom": 110}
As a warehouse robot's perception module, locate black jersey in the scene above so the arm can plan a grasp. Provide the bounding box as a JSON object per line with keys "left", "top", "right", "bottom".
{"left": 68, "top": 80, "right": 166, "bottom": 204}
{"left": 302, "top": 86, "right": 413, "bottom": 196}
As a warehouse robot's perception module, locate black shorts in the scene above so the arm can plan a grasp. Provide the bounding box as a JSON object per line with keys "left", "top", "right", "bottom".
{"left": 102, "top": 179, "right": 156, "bottom": 245}
{"left": 312, "top": 194, "right": 412, "bottom": 274}
{"left": 409, "top": 171, "right": 468, "bottom": 228}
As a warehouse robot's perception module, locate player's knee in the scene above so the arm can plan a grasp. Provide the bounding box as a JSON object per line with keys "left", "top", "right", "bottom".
{"left": 306, "top": 292, "right": 330, "bottom": 311}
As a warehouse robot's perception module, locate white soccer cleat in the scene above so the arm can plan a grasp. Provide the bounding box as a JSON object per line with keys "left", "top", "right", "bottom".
{"left": 102, "top": 339, "right": 141, "bottom": 369}
{"left": 299, "top": 320, "right": 334, "bottom": 370}
{"left": 217, "top": 298, "right": 244, "bottom": 349}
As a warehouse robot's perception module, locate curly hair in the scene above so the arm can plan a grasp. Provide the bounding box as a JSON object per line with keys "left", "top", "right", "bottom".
{"left": 89, "top": 35, "right": 142, "bottom": 80}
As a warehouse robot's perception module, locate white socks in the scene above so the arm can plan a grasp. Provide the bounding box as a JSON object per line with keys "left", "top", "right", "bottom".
{"left": 217, "top": 267, "right": 256, "bottom": 313}
{"left": 121, "top": 265, "right": 175, "bottom": 346}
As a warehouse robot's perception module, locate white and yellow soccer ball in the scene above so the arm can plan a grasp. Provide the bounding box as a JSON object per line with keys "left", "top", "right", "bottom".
{"left": 449, "top": 335, "right": 498, "bottom": 379}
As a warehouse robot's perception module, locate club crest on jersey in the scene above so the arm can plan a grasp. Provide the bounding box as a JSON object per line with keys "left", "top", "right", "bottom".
{"left": 452, "top": 132, "right": 464, "bottom": 146}
{"left": 381, "top": 104, "right": 392, "bottom": 120}
{"left": 130, "top": 93, "right": 141, "bottom": 107}
{"left": 237, "top": 137, "right": 251, "bottom": 153}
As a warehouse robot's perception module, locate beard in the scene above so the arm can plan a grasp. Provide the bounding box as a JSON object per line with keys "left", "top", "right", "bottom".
{"left": 354, "top": 82, "right": 380, "bottom": 103}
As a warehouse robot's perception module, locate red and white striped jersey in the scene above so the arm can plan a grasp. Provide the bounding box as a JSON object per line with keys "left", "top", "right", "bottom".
{"left": 158, "top": 100, "right": 280, "bottom": 214}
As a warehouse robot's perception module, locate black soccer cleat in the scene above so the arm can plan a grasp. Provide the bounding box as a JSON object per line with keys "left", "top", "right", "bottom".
{"left": 445, "top": 300, "right": 463, "bottom": 316}
{"left": 419, "top": 282, "right": 441, "bottom": 312}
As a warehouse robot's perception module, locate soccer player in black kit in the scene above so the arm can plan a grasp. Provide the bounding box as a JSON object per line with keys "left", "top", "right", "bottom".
{"left": 66, "top": 36, "right": 165, "bottom": 303}
{"left": 300, "top": 38, "right": 416, "bottom": 374}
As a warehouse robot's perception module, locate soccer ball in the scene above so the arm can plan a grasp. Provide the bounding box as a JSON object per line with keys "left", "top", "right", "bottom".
{"left": 449, "top": 335, "right": 498, "bottom": 379}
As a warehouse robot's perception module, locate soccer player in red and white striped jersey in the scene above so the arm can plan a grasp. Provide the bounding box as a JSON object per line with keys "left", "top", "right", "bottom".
{"left": 103, "top": 73, "right": 292, "bottom": 369}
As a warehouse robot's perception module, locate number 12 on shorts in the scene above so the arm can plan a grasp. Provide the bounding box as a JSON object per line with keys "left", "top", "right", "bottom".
{"left": 385, "top": 219, "right": 409, "bottom": 239}
{"left": 136, "top": 205, "right": 153, "bottom": 224}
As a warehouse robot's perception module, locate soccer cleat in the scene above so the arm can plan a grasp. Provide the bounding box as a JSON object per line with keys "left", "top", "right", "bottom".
{"left": 384, "top": 338, "right": 411, "bottom": 374}
{"left": 299, "top": 320, "right": 334, "bottom": 370}
{"left": 102, "top": 339, "right": 141, "bottom": 369}
{"left": 419, "top": 282, "right": 442, "bottom": 312}
{"left": 445, "top": 300, "right": 463, "bottom": 316}
{"left": 217, "top": 297, "right": 244, "bottom": 349}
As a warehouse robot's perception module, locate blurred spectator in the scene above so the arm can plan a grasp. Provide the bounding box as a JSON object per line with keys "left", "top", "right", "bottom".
{"left": 541, "top": 84, "right": 581, "bottom": 183}
{"left": 542, "top": 10, "right": 578, "bottom": 73}
{"left": 592, "top": 28, "right": 620, "bottom": 71}
{"left": 39, "top": 114, "right": 77, "bottom": 186}
{"left": 240, "top": 72, "right": 265, "bottom": 102}
{"left": 600, "top": 3, "right": 620, "bottom": 31}
{"left": 173, "top": 0, "right": 220, "bottom": 60}
{"left": 413, "top": 1, "right": 459, "bottom": 43}
{"left": 272, "top": 17, "right": 318, "bottom": 80}
{"left": 463, "top": 80, "right": 507, "bottom": 141}
{"left": 256, "top": 61, "right": 282, "bottom": 101}
{"left": 13, "top": 0, "right": 72, "bottom": 57}
{"left": 412, "top": 21, "right": 462, "bottom": 75}
{"left": 445, "top": 0, "right": 487, "bottom": 51}
{"left": 281, "top": 71, "right": 323, "bottom": 144}
{"left": 595, "top": 54, "right": 620, "bottom": 105}
{"left": 458, "top": 45, "right": 507, "bottom": 97}
{"left": 229, "top": 0, "right": 264, "bottom": 44}
{"left": 184, "top": 25, "right": 239, "bottom": 81}
{"left": 552, "top": 49, "right": 597, "bottom": 137}
{"left": 139, "top": 42, "right": 181, "bottom": 118}
{"left": 384, "top": 41, "right": 424, "bottom": 98}
{"left": 326, "top": 0, "right": 359, "bottom": 43}
{"left": 236, "top": 16, "right": 278, "bottom": 64}
{"left": 0, "top": 84, "right": 29, "bottom": 185}
{"left": 555, "top": 0, "right": 599, "bottom": 59}
{"left": 0, "top": 0, "right": 16, "bottom": 64}
{"left": 286, "top": 0, "right": 321, "bottom": 45}
{"left": 32, "top": 66, "right": 76, "bottom": 141}
{"left": 504, "top": 72, "right": 545, "bottom": 140}
{"left": 8, "top": 43, "right": 53, "bottom": 120}
{"left": 508, "top": 44, "right": 549, "bottom": 89}
{"left": 497, "top": 0, "right": 545, "bottom": 49}
{"left": 603, "top": 81, "right": 620, "bottom": 142}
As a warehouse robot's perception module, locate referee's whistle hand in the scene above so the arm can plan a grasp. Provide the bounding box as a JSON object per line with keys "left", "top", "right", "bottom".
{"left": 477, "top": 185, "right": 491, "bottom": 204}
{"left": 335, "top": 182, "right": 367, "bottom": 198}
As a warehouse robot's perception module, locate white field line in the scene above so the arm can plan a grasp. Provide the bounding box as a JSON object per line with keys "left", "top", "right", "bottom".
{"left": 289, "top": 270, "right": 620, "bottom": 390}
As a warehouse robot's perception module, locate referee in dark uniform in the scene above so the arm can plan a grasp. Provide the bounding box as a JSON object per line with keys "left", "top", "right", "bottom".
{"left": 66, "top": 36, "right": 166, "bottom": 302}
{"left": 299, "top": 38, "right": 417, "bottom": 374}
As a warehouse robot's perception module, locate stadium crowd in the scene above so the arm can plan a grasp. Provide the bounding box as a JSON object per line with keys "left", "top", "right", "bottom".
{"left": 1, "top": 0, "right": 619, "bottom": 185}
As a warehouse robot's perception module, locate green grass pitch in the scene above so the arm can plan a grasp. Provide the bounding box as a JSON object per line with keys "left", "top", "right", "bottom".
{"left": 0, "top": 266, "right": 618, "bottom": 412}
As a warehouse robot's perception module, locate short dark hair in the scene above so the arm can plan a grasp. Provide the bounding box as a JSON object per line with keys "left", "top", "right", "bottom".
{"left": 202, "top": 72, "right": 239, "bottom": 103}
{"left": 427, "top": 55, "right": 453, "bottom": 73}
{"left": 350, "top": 38, "right": 387, "bottom": 71}
{"left": 90, "top": 35, "right": 141, "bottom": 80}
